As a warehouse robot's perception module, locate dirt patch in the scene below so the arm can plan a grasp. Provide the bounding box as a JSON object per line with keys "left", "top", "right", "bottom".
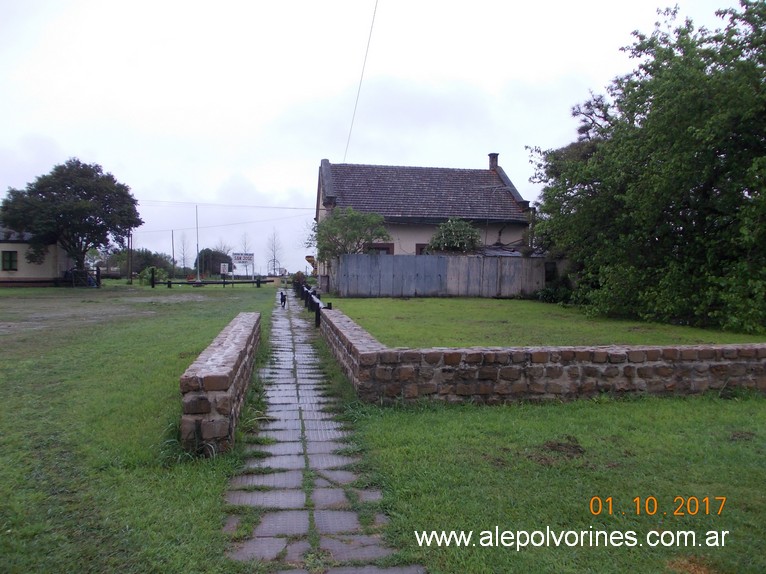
{"left": 667, "top": 556, "right": 719, "bottom": 574}
{"left": 527, "top": 435, "right": 585, "bottom": 466}
{"left": 729, "top": 430, "right": 756, "bottom": 442}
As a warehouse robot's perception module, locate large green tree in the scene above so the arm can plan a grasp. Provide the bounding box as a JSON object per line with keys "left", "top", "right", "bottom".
{"left": 532, "top": 1, "right": 766, "bottom": 333}
{"left": 310, "top": 207, "right": 390, "bottom": 262}
{"left": 1, "top": 158, "right": 143, "bottom": 270}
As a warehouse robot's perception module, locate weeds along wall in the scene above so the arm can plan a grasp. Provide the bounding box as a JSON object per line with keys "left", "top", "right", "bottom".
{"left": 319, "top": 308, "right": 766, "bottom": 404}
{"left": 179, "top": 312, "right": 260, "bottom": 454}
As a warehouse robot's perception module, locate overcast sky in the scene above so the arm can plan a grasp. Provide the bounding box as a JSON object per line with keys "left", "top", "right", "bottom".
{"left": 0, "top": 0, "right": 739, "bottom": 274}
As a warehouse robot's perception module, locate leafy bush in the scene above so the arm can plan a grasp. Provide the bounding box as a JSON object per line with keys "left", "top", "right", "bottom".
{"left": 428, "top": 218, "right": 482, "bottom": 253}
{"left": 138, "top": 266, "right": 168, "bottom": 286}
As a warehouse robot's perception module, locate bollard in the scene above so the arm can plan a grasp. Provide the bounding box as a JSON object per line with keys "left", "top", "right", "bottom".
{"left": 167, "top": 280, "right": 172, "bottom": 288}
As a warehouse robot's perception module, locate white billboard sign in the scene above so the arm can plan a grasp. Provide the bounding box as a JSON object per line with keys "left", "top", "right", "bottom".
{"left": 232, "top": 252, "right": 254, "bottom": 264}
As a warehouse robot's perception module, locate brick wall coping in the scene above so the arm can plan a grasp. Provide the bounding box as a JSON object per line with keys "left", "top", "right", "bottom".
{"left": 320, "top": 307, "right": 766, "bottom": 404}
{"left": 179, "top": 312, "right": 261, "bottom": 453}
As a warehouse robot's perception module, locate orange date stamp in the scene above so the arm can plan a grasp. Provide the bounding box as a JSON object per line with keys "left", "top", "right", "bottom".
{"left": 589, "top": 496, "right": 727, "bottom": 516}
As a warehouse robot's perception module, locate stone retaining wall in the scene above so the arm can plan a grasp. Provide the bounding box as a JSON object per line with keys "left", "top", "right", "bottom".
{"left": 320, "top": 308, "right": 766, "bottom": 404}
{"left": 179, "top": 312, "right": 260, "bottom": 454}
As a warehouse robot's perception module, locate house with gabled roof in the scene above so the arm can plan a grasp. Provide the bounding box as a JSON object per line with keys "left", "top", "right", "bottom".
{"left": 315, "top": 153, "right": 530, "bottom": 257}
{"left": 0, "top": 226, "right": 74, "bottom": 286}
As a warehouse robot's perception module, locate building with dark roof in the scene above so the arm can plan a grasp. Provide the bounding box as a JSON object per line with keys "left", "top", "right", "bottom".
{"left": 315, "top": 153, "right": 530, "bottom": 256}
{"left": 0, "top": 226, "right": 74, "bottom": 286}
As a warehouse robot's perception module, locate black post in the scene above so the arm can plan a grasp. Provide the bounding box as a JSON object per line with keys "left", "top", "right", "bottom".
{"left": 150, "top": 267, "right": 155, "bottom": 288}
{"left": 315, "top": 305, "right": 321, "bottom": 328}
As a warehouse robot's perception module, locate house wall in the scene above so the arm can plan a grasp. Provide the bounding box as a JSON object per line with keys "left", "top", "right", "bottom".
{"left": 0, "top": 242, "right": 73, "bottom": 285}
{"left": 319, "top": 307, "right": 766, "bottom": 404}
{"left": 383, "top": 221, "right": 525, "bottom": 255}
{"left": 329, "top": 254, "right": 546, "bottom": 298}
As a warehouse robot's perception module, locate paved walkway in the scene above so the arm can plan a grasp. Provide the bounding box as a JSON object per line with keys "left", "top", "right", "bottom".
{"left": 224, "top": 290, "right": 424, "bottom": 574}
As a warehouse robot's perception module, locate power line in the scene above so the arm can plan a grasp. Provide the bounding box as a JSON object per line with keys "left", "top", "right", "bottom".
{"left": 137, "top": 198, "right": 313, "bottom": 210}
{"left": 343, "top": 0, "right": 379, "bottom": 162}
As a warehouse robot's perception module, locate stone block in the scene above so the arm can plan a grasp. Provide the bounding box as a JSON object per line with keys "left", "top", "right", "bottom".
{"left": 464, "top": 351, "right": 483, "bottom": 364}
{"left": 183, "top": 393, "right": 211, "bottom": 414}
{"left": 499, "top": 366, "right": 522, "bottom": 381}
{"left": 608, "top": 351, "right": 627, "bottom": 363}
{"left": 680, "top": 348, "right": 698, "bottom": 361}
{"left": 201, "top": 418, "right": 229, "bottom": 440}
{"left": 478, "top": 366, "right": 499, "bottom": 380}
{"left": 627, "top": 350, "right": 646, "bottom": 363}
{"left": 443, "top": 351, "right": 462, "bottom": 366}
{"left": 530, "top": 351, "right": 549, "bottom": 363}
{"left": 358, "top": 352, "right": 378, "bottom": 366}
{"left": 592, "top": 351, "right": 608, "bottom": 363}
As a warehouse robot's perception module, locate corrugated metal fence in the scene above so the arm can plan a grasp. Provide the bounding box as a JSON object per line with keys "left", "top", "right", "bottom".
{"left": 330, "top": 254, "right": 546, "bottom": 297}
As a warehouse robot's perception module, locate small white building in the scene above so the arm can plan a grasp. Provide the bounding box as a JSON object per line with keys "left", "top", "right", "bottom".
{"left": 0, "top": 227, "right": 74, "bottom": 286}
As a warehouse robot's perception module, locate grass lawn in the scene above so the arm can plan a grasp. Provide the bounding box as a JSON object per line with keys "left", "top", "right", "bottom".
{"left": 337, "top": 393, "right": 765, "bottom": 574}
{"left": 311, "top": 297, "right": 766, "bottom": 574}
{"left": 323, "top": 297, "right": 766, "bottom": 347}
{"left": 0, "top": 281, "right": 279, "bottom": 574}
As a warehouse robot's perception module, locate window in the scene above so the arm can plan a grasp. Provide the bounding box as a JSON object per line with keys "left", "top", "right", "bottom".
{"left": 2, "top": 250, "right": 18, "bottom": 271}
{"left": 365, "top": 243, "right": 394, "bottom": 255}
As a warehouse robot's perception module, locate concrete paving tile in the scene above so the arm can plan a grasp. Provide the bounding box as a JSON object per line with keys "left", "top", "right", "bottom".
{"left": 305, "top": 440, "right": 346, "bottom": 454}
{"left": 305, "top": 429, "right": 352, "bottom": 442}
{"left": 260, "top": 418, "right": 302, "bottom": 431}
{"left": 247, "top": 442, "right": 303, "bottom": 456}
{"left": 261, "top": 429, "right": 302, "bottom": 442}
{"left": 284, "top": 539, "right": 311, "bottom": 563}
{"left": 314, "top": 510, "right": 360, "bottom": 534}
{"left": 226, "top": 489, "right": 305, "bottom": 509}
{"left": 227, "top": 536, "right": 286, "bottom": 561}
{"left": 254, "top": 510, "right": 310, "bottom": 536}
{"left": 308, "top": 453, "right": 358, "bottom": 469}
{"left": 229, "top": 470, "right": 303, "bottom": 489}
{"left": 258, "top": 454, "right": 305, "bottom": 470}
{"left": 318, "top": 470, "right": 358, "bottom": 485}
{"left": 300, "top": 409, "right": 336, "bottom": 420}
{"left": 303, "top": 420, "right": 343, "bottom": 431}
{"left": 312, "top": 488, "right": 349, "bottom": 509}
{"left": 320, "top": 534, "right": 394, "bottom": 561}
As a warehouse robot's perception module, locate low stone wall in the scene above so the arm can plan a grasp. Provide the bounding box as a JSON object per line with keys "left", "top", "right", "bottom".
{"left": 179, "top": 312, "right": 261, "bottom": 454}
{"left": 320, "top": 308, "right": 766, "bottom": 404}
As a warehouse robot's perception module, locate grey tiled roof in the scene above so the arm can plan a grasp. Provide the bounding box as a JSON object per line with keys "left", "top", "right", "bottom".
{"left": 319, "top": 159, "right": 529, "bottom": 224}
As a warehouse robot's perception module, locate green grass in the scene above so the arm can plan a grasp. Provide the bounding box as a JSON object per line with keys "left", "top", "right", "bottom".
{"left": 316, "top": 338, "right": 766, "bottom": 573}
{"left": 0, "top": 281, "right": 280, "bottom": 573}
{"left": 324, "top": 297, "right": 766, "bottom": 347}
{"left": 349, "top": 396, "right": 765, "bottom": 574}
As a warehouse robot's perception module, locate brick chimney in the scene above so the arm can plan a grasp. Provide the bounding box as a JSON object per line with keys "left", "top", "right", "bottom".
{"left": 488, "top": 152, "right": 499, "bottom": 171}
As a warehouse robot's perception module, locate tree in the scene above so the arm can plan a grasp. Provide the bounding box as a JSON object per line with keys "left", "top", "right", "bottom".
{"left": 266, "top": 229, "right": 282, "bottom": 275}
{"left": 532, "top": 1, "right": 766, "bottom": 332}
{"left": 194, "top": 248, "right": 231, "bottom": 277}
{"left": 427, "top": 218, "right": 482, "bottom": 253}
{"left": 311, "top": 207, "right": 390, "bottom": 262}
{"left": 0, "top": 158, "right": 143, "bottom": 270}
